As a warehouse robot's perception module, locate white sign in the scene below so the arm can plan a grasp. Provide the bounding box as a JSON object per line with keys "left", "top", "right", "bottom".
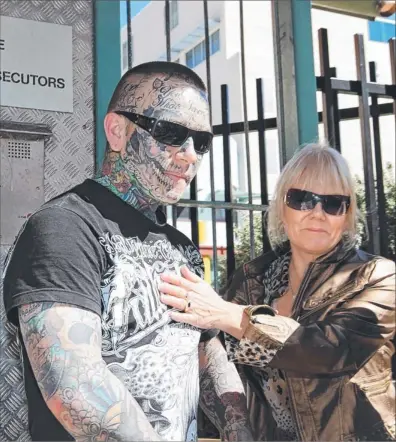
{"left": 0, "top": 16, "right": 73, "bottom": 112}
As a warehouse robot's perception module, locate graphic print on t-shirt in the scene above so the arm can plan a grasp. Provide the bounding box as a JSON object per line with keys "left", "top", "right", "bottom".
{"left": 98, "top": 232, "right": 203, "bottom": 442}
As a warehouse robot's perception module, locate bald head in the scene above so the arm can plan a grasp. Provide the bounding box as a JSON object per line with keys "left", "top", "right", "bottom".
{"left": 108, "top": 62, "right": 210, "bottom": 132}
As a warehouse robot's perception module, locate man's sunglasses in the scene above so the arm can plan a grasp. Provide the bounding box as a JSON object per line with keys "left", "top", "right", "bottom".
{"left": 285, "top": 188, "right": 351, "bottom": 216}
{"left": 115, "top": 111, "right": 213, "bottom": 154}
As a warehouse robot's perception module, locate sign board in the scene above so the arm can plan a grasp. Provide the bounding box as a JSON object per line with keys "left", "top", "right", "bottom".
{"left": 0, "top": 16, "right": 73, "bottom": 112}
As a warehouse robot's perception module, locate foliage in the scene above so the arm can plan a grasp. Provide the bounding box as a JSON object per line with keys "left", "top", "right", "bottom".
{"left": 215, "top": 163, "right": 396, "bottom": 289}
{"left": 355, "top": 162, "right": 396, "bottom": 258}
{"left": 216, "top": 212, "right": 266, "bottom": 290}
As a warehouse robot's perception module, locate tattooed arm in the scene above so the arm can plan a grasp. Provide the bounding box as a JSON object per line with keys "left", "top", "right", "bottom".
{"left": 19, "top": 302, "right": 162, "bottom": 442}
{"left": 199, "top": 337, "right": 252, "bottom": 441}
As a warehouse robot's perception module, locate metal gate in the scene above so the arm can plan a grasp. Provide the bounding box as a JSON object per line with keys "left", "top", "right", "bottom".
{"left": 123, "top": 0, "right": 395, "bottom": 290}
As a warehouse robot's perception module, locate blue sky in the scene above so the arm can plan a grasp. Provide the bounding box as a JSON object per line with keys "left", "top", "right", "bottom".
{"left": 120, "top": 1, "right": 151, "bottom": 27}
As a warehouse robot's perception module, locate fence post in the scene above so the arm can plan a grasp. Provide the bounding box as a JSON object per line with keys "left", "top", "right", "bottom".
{"left": 94, "top": 0, "right": 122, "bottom": 172}
{"left": 272, "top": 0, "right": 318, "bottom": 167}
{"left": 292, "top": 0, "right": 319, "bottom": 147}
{"left": 272, "top": 0, "right": 299, "bottom": 167}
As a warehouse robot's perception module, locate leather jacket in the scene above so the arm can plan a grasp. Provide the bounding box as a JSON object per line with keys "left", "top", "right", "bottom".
{"left": 224, "top": 243, "right": 395, "bottom": 441}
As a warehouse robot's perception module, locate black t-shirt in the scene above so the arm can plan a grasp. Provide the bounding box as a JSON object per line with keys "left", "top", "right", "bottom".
{"left": 3, "top": 179, "right": 217, "bottom": 442}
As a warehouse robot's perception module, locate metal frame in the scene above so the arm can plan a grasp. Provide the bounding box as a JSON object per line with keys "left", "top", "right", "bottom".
{"left": 120, "top": 2, "right": 395, "bottom": 285}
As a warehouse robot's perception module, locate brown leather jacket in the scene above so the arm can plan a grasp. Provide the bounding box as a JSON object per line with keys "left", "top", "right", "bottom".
{"left": 224, "top": 243, "right": 395, "bottom": 441}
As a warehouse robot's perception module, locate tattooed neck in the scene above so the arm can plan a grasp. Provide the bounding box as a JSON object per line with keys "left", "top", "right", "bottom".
{"left": 95, "top": 151, "right": 159, "bottom": 223}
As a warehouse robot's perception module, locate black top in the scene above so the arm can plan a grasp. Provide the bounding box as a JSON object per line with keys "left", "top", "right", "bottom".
{"left": 3, "top": 179, "right": 217, "bottom": 441}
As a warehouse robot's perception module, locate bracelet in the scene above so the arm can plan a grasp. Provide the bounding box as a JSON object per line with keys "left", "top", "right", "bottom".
{"left": 243, "top": 304, "right": 276, "bottom": 323}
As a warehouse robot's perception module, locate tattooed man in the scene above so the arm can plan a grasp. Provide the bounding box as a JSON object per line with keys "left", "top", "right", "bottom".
{"left": 3, "top": 62, "right": 252, "bottom": 442}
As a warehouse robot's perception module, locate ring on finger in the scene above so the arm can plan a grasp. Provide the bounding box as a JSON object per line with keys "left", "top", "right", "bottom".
{"left": 183, "top": 300, "right": 192, "bottom": 312}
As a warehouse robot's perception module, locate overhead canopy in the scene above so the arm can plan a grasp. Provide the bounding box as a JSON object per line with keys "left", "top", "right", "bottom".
{"left": 312, "top": 0, "right": 396, "bottom": 20}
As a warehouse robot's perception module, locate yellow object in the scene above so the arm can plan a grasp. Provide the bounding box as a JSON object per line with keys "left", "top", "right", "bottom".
{"left": 203, "top": 256, "right": 211, "bottom": 284}
{"left": 198, "top": 219, "right": 207, "bottom": 244}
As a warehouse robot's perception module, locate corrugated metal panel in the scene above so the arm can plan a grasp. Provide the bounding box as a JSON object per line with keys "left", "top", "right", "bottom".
{"left": 0, "top": 1, "right": 95, "bottom": 440}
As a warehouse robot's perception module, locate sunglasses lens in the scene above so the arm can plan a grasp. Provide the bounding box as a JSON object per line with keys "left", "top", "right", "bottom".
{"left": 193, "top": 132, "right": 213, "bottom": 154}
{"left": 153, "top": 120, "right": 188, "bottom": 146}
{"left": 323, "top": 196, "right": 349, "bottom": 215}
{"left": 286, "top": 189, "right": 314, "bottom": 211}
{"left": 287, "top": 189, "right": 350, "bottom": 215}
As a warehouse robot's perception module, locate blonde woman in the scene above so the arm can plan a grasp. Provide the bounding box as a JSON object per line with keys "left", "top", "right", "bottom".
{"left": 159, "top": 143, "right": 395, "bottom": 441}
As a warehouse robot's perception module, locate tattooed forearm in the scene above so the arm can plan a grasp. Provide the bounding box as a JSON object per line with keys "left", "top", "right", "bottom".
{"left": 199, "top": 338, "right": 252, "bottom": 441}
{"left": 19, "top": 302, "right": 161, "bottom": 441}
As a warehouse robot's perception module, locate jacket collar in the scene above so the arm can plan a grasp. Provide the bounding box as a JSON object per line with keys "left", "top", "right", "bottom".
{"left": 247, "top": 240, "right": 356, "bottom": 305}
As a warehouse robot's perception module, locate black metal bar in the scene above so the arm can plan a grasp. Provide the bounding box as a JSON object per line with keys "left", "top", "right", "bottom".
{"left": 126, "top": 0, "right": 133, "bottom": 69}
{"left": 330, "top": 67, "right": 341, "bottom": 152}
{"left": 221, "top": 85, "right": 235, "bottom": 280}
{"left": 318, "top": 28, "right": 336, "bottom": 145}
{"left": 354, "top": 33, "right": 380, "bottom": 255}
{"left": 171, "top": 205, "right": 177, "bottom": 227}
{"left": 212, "top": 102, "right": 394, "bottom": 136}
{"left": 165, "top": 0, "right": 171, "bottom": 61}
{"left": 316, "top": 76, "right": 396, "bottom": 97}
{"left": 176, "top": 200, "right": 267, "bottom": 211}
{"left": 256, "top": 78, "right": 271, "bottom": 254}
{"left": 239, "top": 0, "right": 255, "bottom": 260}
{"left": 213, "top": 117, "right": 277, "bottom": 135}
{"left": 369, "top": 61, "right": 388, "bottom": 258}
{"left": 190, "top": 188, "right": 199, "bottom": 247}
{"left": 390, "top": 38, "right": 396, "bottom": 133}
{"left": 203, "top": 0, "right": 218, "bottom": 291}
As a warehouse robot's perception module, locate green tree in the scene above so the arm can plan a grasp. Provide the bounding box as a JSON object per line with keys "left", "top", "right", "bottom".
{"left": 355, "top": 162, "right": 396, "bottom": 258}
{"left": 216, "top": 163, "right": 396, "bottom": 289}
{"left": 217, "top": 212, "right": 266, "bottom": 290}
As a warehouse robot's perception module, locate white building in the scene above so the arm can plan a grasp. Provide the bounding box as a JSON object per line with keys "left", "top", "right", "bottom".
{"left": 120, "top": 1, "right": 395, "bottom": 249}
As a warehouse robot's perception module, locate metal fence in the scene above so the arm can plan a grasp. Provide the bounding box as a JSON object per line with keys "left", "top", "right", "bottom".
{"left": 124, "top": 1, "right": 396, "bottom": 289}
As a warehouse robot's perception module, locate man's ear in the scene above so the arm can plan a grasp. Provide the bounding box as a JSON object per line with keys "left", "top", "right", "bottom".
{"left": 104, "top": 112, "right": 128, "bottom": 153}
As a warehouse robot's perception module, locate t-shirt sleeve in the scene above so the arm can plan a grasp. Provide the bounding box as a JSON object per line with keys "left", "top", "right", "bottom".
{"left": 3, "top": 206, "right": 106, "bottom": 326}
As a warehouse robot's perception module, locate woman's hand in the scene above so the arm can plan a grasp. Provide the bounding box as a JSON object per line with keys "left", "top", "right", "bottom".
{"left": 159, "top": 266, "right": 245, "bottom": 335}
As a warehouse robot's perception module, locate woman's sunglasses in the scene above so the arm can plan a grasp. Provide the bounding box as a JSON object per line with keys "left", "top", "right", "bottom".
{"left": 285, "top": 188, "right": 351, "bottom": 216}
{"left": 115, "top": 111, "right": 213, "bottom": 154}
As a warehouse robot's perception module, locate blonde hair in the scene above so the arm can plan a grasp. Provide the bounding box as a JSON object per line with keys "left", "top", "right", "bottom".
{"left": 267, "top": 142, "right": 358, "bottom": 250}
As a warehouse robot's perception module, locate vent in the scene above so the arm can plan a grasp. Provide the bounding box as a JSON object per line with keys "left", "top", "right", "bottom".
{"left": 7, "top": 141, "right": 31, "bottom": 160}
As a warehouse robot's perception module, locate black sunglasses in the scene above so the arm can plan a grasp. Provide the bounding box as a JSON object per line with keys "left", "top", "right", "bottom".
{"left": 115, "top": 111, "right": 213, "bottom": 154}
{"left": 285, "top": 188, "right": 351, "bottom": 216}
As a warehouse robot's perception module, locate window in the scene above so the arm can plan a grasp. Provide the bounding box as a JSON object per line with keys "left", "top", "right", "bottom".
{"left": 210, "top": 30, "right": 220, "bottom": 54}
{"left": 185, "top": 30, "right": 220, "bottom": 69}
{"left": 186, "top": 51, "right": 194, "bottom": 68}
{"left": 194, "top": 41, "right": 205, "bottom": 66}
{"left": 170, "top": 0, "right": 178, "bottom": 30}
